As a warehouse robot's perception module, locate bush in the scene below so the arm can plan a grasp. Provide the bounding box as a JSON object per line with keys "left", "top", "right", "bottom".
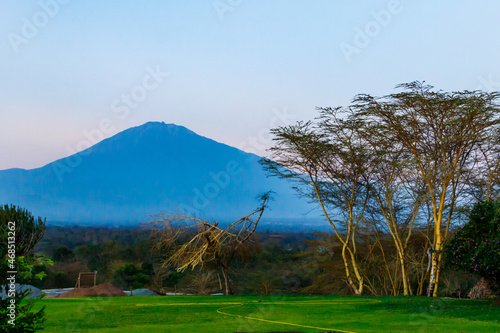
{"left": 112, "top": 263, "right": 150, "bottom": 290}
{"left": 52, "top": 246, "right": 75, "bottom": 263}
{"left": 0, "top": 205, "right": 52, "bottom": 332}
{"left": 0, "top": 291, "right": 46, "bottom": 333}
{"left": 444, "top": 200, "right": 500, "bottom": 294}
{"left": 162, "top": 270, "right": 184, "bottom": 288}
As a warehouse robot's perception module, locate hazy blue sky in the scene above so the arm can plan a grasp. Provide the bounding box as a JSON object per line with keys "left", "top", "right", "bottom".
{"left": 1, "top": 0, "right": 500, "bottom": 170}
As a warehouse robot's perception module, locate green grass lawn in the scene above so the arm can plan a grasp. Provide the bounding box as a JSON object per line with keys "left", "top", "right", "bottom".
{"left": 34, "top": 295, "right": 500, "bottom": 333}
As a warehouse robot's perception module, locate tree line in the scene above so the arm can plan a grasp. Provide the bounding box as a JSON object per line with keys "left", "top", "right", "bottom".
{"left": 260, "top": 81, "right": 500, "bottom": 296}
{"left": 149, "top": 81, "right": 499, "bottom": 297}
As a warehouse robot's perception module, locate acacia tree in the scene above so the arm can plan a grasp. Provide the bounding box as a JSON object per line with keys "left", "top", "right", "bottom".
{"left": 263, "top": 109, "right": 373, "bottom": 295}
{"left": 264, "top": 82, "right": 500, "bottom": 297}
{"left": 361, "top": 128, "right": 427, "bottom": 296}
{"left": 354, "top": 82, "right": 500, "bottom": 296}
{"left": 148, "top": 193, "right": 271, "bottom": 295}
{"left": 466, "top": 125, "right": 500, "bottom": 202}
{"left": 264, "top": 108, "right": 427, "bottom": 296}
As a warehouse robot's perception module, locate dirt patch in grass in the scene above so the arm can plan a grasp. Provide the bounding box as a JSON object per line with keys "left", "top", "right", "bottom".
{"left": 55, "top": 283, "right": 126, "bottom": 298}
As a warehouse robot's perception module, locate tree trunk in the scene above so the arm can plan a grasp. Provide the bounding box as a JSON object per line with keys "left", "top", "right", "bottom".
{"left": 432, "top": 253, "right": 443, "bottom": 297}
{"left": 427, "top": 247, "right": 442, "bottom": 297}
{"left": 398, "top": 253, "right": 409, "bottom": 296}
{"left": 428, "top": 204, "right": 444, "bottom": 297}
{"left": 342, "top": 244, "right": 362, "bottom": 295}
{"left": 221, "top": 266, "right": 231, "bottom": 296}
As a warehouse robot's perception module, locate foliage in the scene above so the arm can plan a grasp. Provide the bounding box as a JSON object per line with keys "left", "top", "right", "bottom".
{"left": 15, "top": 224, "right": 484, "bottom": 297}
{"left": 0, "top": 204, "right": 52, "bottom": 332}
{"left": 112, "top": 263, "right": 150, "bottom": 290}
{"left": 262, "top": 110, "right": 373, "bottom": 295}
{"left": 444, "top": 200, "right": 500, "bottom": 293}
{"left": 186, "top": 271, "right": 218, "bottom": 295}
{"left": 52, "top": 246, "right": 75, "bottom": 263}
{"left": 162, "top": 269, "right": 184, "bottom": 288}
{"left": 148, "top": 192, "right": 272, "bottom": 295}
{"left": 354, "top": 82, "right": 500, "bottom": 296}
{"left": 0, "top": 268, "right": 47, "bottom": 332}
{"left": 263, "top": 81, "right": 500, "bottom": 297}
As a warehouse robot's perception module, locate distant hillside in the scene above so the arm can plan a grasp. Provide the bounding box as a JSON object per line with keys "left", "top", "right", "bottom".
{"left": 0, "top": 122, "right": 319, "bottom": 225}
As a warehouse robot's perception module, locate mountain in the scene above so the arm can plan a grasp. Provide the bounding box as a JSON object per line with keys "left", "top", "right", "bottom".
{"left": 0, "top": 122, "right": 319, "bottom": 226}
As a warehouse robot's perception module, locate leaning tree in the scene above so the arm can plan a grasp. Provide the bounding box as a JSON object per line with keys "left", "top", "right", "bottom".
{"left": 148, "top": 192, "right": 272, "bottom": 295}
{"left": 262, "top": 110, "right": 373, "bottom": 295}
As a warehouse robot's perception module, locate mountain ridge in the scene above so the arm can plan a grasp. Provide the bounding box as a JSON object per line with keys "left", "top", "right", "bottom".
{"left": 0, "top": 122, "right": 317, "bottom": 226}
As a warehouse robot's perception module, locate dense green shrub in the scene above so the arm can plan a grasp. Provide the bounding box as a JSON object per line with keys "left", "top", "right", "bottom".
{"left": 112, "top": 263, "right": 150, "bottom": 290}
{"left": 52, "top": 246, "right": 75, "bottom": 263}
{"left": 444, "top": 200, "right": 500, "bottom": 294}
{"left": 0, "top": 205, "right": 52, "bottom": 332}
